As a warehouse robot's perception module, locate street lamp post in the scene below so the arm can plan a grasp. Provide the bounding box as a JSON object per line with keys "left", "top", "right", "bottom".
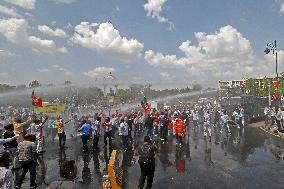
{"left": 265, "top": 40, "right": 280, "bottom": 105}
{"left": 264, "top": 40, "right": 278, "bottom": 79}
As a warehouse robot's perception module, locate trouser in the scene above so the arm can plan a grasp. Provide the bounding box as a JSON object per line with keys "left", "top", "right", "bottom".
{"left": 121, "top": 135, "right": 128, "bottom": 150}
{"left": 221, "top": 123, "right": 230, "bottom": 133}
{"left": 138, "top": 168, "right": 155, "bottom": 189}
{"left": 81, "top": 135, "right": 90, "bottom": 151}
{"left": 104, "top": 131, "right": 112, "bottom": 147}
{"left": 134, "top": 124, "right": 139, "bottom": 137}
{"left": 72, "top": 125, "right": 78, "bottom": 139}
{"left": 15, "top": 160, "right": 36, "bottom": 188}
{"left": 276, "top": 120, "right": 282, "bottom": 131}
{"left": 144, "top": 127, "right": 153, "bottom": 138}
{"left": 58, "top": 132, "right": 66, "bottom": 147}
{"left": 204, "top": 124, "right": 211, "bottom": 137}
{"left": 36, "top": 138, "right": 43, "bottom": 152}
{"left": 160, "top": 126, "right": 168, "bottom": 141}
{"left": 176, "top": 135, "right": 183, "bottom": 144}
{"left": 93, "top": 135, "right": 99, "bottom": 150}
{"left": 271, "top": 116, "right": 276, "bottom": 125}
{"left": 112, "top": 125, "right": 117, "bottom": 138}
{"left": 193, "top": 120, "right": 198, "bottom": 129}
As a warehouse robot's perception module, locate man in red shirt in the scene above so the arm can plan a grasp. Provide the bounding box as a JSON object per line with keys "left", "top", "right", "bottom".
{"left": 102, "top": 117, "right": 112, "bottom": 147}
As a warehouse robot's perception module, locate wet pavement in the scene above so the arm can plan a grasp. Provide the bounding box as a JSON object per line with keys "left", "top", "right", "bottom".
{"left": 22, "top": 124, "right": 284, "bottom": 189}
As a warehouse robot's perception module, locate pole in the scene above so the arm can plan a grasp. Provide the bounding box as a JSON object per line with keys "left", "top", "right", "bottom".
{"left": 268, "top": 83, "right": 271, "bottom": 106}
{"left": 276, "top": 52, "right": 278, "bottom": 79}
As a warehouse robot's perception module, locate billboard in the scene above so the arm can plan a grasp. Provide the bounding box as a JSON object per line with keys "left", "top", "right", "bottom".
{"left": 36, "top": 102, "right": 65, "bottom": 116}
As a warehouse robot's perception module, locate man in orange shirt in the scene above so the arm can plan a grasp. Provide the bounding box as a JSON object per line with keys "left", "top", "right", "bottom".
{"left": 12, "top": 117, "right": 33, "bottom": 142}
{"left": 173, "top": 116, "right": 185, "bottom": 145}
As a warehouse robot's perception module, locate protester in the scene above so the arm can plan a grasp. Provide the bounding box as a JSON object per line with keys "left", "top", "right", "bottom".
{"left": 173, "top": 116, "right": 185, "bottom": 145}
{"left": 54, "top": 116, "right": 66, "bottom": 148}
{"left": 92, "top": 117, "right": 101, "bottom": 151}
{"left": 203, "top": 110, "right": 212, "bottom": 142}
{"left": 15, "top": 134, "right": 38, "bottom": 189}
{"left": 0, "top": 149, "right": 13, "bottom": 189}
{"left": 119, "top": 118, "right": 129, "bottom": 152}
{"left": 78, "top": 120, "right": 92, "bottom": 152}
{"left": 221, "top": 111, "right": 231, "bottom": 134}
{"left": 144, "top": 114, "right": 154, "bottom": 138}
{"left": 12, "top": 117, "right": 33, "bottom": 142}
{"left": 138, "top": 136, "right": 157, "bottom": 189}
{"left": 102, "top": 117, "right": 112, "bottom": 148}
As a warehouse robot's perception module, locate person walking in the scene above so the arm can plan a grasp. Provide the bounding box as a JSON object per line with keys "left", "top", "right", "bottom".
{"left": 203, "top": 110, "right": 212, "bottom": 142}
{"left": 15, "top": 134, "right": 38, "bottom": 189}
{"left": 78, "top": 120, "right": 92, "bottom": 152}
{"left": 173, "top": 116, "right": 185, "bottom": 145}
{"left": 221, "top": 111, "right": 231, "bottom": 134}
{"left": 102, "top": 117, "right": 112, "bottom": 148}
{"left": 54, "top": 116, "right": 67, "bottom": 148}
{"left": 119, "top": 118, "right": 129, "bottom": 152}
{"left": 276, "top": 108, "right": 282, "bottom": 131}
{"left": 144, "top": 114, "right": 154, "bottom": 139}
{"left": 92, "top": 117, "right": 101, "bottom": 151}
{"left": 0, "top": 149, "right": 14, "bottom": 189}
{"left": 137, "top": 136, "right": 157, "bottom": 189}
{"left": 12, "top": 117, "right": 33, "bottom": 142}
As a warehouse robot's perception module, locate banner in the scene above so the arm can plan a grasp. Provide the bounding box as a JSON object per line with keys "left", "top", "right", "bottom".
{"left": 36, "top": 102, "right": 65, "bottom": 116}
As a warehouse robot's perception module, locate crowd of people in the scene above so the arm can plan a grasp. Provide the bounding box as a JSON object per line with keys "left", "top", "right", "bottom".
{"left": 0, "top": 102, "right": 247, "bottom": 189}
{"left": 264, "top": 106, "right": 284, "bottom": 132}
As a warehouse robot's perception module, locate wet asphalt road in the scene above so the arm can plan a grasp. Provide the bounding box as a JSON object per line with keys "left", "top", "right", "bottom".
{"left": 22, "top": 124, "right": 284, "bottom": 189}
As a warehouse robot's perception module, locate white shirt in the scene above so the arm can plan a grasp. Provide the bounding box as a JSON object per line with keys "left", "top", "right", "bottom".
{"left": 119, "top": 122, "right": 128, "bottom": 136}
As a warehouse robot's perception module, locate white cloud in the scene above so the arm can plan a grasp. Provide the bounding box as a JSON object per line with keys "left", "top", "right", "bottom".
{"left": 144, "top": 0, "right": 174, "bottom": 30}
{"left": 37, "top": 68, "right": 51, "bottom": 73}
{"left": 160, "top": 72, "right": 171, "bottom": 80}
{"left": 53, "top": 0, "right": 76, "bottom": 4}
{"left": 280, "top": 2, "right": 284, "bottom": 13}
{"left": 145, "top": 25, "right": 271, "bottom": 83}
{"left": 144, "top": 0, "right": 168, "bottom": 23}
{"left": 38, "top": 25, "right": 67, "bottom": 38}
{"left": 64, "top": 23, "right": 73, "bottom": 30}
{"left": 0, "top": 18, "right": 67, "bottom": 53}
{"left": 51, "top": 64, "right": 60, "bottom": 68}
{"left": 0, "top": 49, "right": 15, "bottom": 58}
{"left": 0, "top": 72, "right": 8, "bottom": 76}
{"left": 72, "top": 22, "right": 144, "bottom": 61}
{"left": 0, "top": 5, "right": 22, "bottom": 18}
{"left": 264, "top": 50, "right": 284, "bottom": 75}
{"left": 84, "top": 67, "right": 115, "bottom": 78}
{"left": 50, "top": 65, "right": 72, "bottom": 75}
{"left": 4, "top": 0, "right": 36, "bottom": 10}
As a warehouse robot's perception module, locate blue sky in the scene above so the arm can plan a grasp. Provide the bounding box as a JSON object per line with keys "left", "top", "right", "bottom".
{"left": 0, "top": 0, "right": 283, "bottom": 88}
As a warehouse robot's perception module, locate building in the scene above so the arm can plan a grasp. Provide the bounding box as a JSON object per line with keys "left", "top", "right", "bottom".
{"left": 218, "top": 76, "right": 275, "bottom": 90}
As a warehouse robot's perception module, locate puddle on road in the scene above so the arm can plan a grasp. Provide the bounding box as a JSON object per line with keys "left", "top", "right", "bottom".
{"left": 24, "top": 125, "right": 284, "bottom": 189}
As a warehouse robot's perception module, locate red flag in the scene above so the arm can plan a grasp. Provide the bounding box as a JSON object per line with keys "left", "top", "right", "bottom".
{"left": 140, "top": 96, "right": 151, "bottom": 114}
{"left": 31, "top": 90, "right": 43, "bottom": 107}
{"left": 273, "top": 81, "right": 279, "bottom": 89}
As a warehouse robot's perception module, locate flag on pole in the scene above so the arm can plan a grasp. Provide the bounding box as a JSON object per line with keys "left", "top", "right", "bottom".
{"left": 141, "top": 96, "right": 151, "bottom": 115}
{"left": 31, "top": 90, "right": 43, "bottom": 108}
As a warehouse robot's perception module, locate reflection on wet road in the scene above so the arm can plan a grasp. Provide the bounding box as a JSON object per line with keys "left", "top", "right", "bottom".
{"left": 25, "top": 125, "right": 284, "bottom": 189}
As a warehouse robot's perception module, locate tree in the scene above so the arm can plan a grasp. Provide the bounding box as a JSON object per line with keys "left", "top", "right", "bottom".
{"left": 16, "top": 84, "right": 26, "bottom": 90}
{"left": 64, "top": 81, "right": 72, "bottom": 85}
{"left": 192, "top": 84, "right": 202, "bottom": 91}
{"left": 29, "top": 80, "right": 41, "bottom": 88}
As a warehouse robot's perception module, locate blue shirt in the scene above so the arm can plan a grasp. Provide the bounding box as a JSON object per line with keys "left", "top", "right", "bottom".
{"left": 79, "top": 123, "right": 92, "bottom": 136}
